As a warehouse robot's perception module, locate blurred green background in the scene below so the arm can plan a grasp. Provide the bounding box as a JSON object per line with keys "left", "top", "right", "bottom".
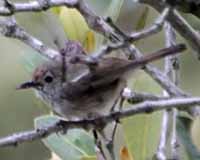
{"left": 0, "top": 0, "right": 200, "bottom": 160}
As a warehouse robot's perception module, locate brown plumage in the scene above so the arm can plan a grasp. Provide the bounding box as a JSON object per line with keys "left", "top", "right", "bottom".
{"left": 18, "top": 42, "right": 186, "bottom": 120}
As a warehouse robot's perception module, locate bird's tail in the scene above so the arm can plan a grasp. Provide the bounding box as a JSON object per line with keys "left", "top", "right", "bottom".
{"left": 133, "top": 44, "right": 186, "bottom": 66}
{"left": 122, "top": 43, "right": 186, "bottom": 72}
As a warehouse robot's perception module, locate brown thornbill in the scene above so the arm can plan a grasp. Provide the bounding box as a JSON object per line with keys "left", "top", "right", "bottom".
{"left": 18, "top": 41, "right": 186, "bottom": 120}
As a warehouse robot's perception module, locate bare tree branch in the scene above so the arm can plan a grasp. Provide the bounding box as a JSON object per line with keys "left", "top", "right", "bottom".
{"left": 0, "top": 17, "right": 59, "bottom": 59}
{"left": 129, "top": 7, "right": 170, "bottom": 41}
{"left": 0, "top": 0, "right": 119, "bottom": 41}
{"left": 1, "top": 97, "right": 200, "bottom": 148}
{"left": 165, "top": 23, "right": 180, "bottom": 160}
{"left": 0, "top": 0, "right": 199, "bottom": 58}
{"left": 156, "top": 22, "right": 180, "bottom": 160}
{"left": 1, "top": 0, "right": 199, "bottom": 58}
{"left": 140, "top": 0, "right": 200, "bottom": 58}
{"left": 122, "top": 88, "right": 168, "bottom": 103}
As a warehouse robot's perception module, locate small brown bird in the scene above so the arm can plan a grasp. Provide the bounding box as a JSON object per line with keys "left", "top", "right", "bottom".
{"left": 18, "top": 41, "right": 186, "bottom": 120}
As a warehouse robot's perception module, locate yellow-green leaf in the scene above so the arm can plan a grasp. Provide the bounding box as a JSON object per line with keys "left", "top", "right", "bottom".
{"left": 83, "top": 31, "right": 96, "bottom": 53}
{"left": 34, "top": 115, "right": 96, "bottom": 160}
{"left": 123, "top": 73, "right": 163, "bottom": 160}
{"left": 59, "top": 7, "right": 89, "bottom": 44}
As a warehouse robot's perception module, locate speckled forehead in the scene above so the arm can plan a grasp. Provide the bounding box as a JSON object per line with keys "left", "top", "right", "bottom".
{"left": 32, "top": 61, "right": 62, "bottom": 81}
{"left": 32, "top": 65, "right": 48, "bottom": 81}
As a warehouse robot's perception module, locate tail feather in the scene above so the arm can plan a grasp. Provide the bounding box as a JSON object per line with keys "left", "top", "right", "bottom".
{"left": 124, "top": 43, "right": 186, "bottom": 71}
{"left": 134, "top": 43, "right": 186, "bottom": 66}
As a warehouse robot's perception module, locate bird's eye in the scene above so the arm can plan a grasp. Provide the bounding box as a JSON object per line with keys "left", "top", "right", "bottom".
{"left": 44, "top": 72, "right": 54, "bottom": 83}
{"left": 44, "top": 76, "right": 53, "bottom": 83}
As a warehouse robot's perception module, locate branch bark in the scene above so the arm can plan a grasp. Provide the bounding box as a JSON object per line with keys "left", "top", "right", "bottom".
{"left": 0, "top": 97, "right": 200, "bottom": 148}
{"left": 140, "top": 0, "right": 200, "bottom": 58}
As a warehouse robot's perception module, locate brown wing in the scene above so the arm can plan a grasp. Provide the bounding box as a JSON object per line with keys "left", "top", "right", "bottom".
{"left": 62, "top": 44, "right": 186, "bottom": 100}
{"left": 62, "top": 57, "right": 130, "bottom": 100}
{"left": 88, "top": 57, "right": 131, "bottom": 86}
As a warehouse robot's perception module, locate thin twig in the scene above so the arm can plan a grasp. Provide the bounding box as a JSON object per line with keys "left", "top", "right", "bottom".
{"left": 129, "top": 7, "right": 170, "bottom": 42}
{"left": 156, "top": 22, "right": 176, "bottom": 160}
{"left": 164, "top": 22, "right": 180, "bottom": 160}
{"left": 156, "top": 109, "right": 169, "bottom": 160}
{"left": 166, "top": 23, "right": 180, "bottom": 160}
{"left": 0, "top": 17, "right": 59, "bottom": 59}
{"left": 1, "top": 0, "right": 199, "bottom": 58}
{"left": 122, "top": 88, "right": 168, "bottom": 103}
{"left": 140, "top": 0, "right": 200, "bottom": 58}
{"left": 89, "top": 7, "right": 170, "bottom": 61}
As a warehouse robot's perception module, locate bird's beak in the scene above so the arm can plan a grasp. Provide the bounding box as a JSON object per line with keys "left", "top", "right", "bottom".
{"left": 16, "top": 81, "right": 42, "bottom": 90}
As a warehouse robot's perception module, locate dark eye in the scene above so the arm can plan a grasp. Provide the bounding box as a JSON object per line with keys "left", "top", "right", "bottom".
{"left": 44, "top": 75, "right": 53, "bottom": 83}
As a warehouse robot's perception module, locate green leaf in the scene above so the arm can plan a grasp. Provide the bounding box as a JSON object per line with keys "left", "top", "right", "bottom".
{"left": 96, "top": 0, "right": 124, "bottom": 49}
{"left": 58, "top": 7, "right": 89, "bottom": 44}
{"left": 172, "top": 10, "right": 200, "bottom": 56}
{"left": 105, "top": 0, "right": 124, "bottom": 22}
{"left": 182, "top": 13, "right": 200, "bottom": 31}
{"left": 122, "top": 73, "right": 163, "bottom": 160}
{"left": 86, "top": 0, "right": 124, "bottom": 50}
{"left": 177, "top": 116, "right": 200, "bottom": 160}
{"left": 180, "top": 13, "right": 200, "bottom": 56}
{"left": 85, "top": 0, "right": 123, "bottom": 19}
{"left": 16, "top": 11, "right": 67, "bottom": 72}
{"left": 123, "top": 112, "right": 162, "bottom": 160}
{"left": 135, "top": 7, "right": 149, "bottom": 31}
{"left": 16, "top": 11, "right": 67, "bottom": 50}
{"left": 34, "top": 115, "right": 96, "bottom": 160}
{"left": 54, "top": 0, "right": 124, "bottom": 52}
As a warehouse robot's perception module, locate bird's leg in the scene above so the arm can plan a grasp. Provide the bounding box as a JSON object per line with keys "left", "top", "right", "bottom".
{"left": 93, "top": 129, "right": 107, "bottom": 160}
{"left": 110, "top": 96, "right": 125, "bottom": 141}
{"left": 97, "top": 90, "right": 125, "bottom": 160}
{"left": 55, "top": 119, "right": 69, "bottom": 135}
{"left": 110, "top": 88, "right": 126, "bottom": 139}
{"left": 106, "top": 96, "right": 125, "bottom": 160}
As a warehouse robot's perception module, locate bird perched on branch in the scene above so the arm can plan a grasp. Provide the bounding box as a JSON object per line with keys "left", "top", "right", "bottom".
{"left": 18, "top": 41, "right": 186, "bottom": 120}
